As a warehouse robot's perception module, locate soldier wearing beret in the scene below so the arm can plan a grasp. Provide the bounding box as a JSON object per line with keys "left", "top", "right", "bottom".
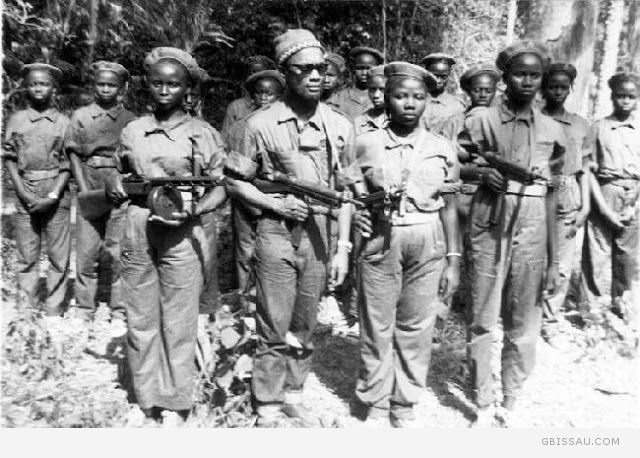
{"left": 225, "top": 29, "right": 354, "bottom": 427}
{"left": 328, "top": 46, "right": 385, "bottom": 121}
{"left": 465, "top": 42, "right": 565, "bottom": 427}
{"left": 351, "top": 62, "right": 460, "bottom": 427}
{"left": 2, "top": 63, "right": 71, "bottom": 330}
{"left": 420, "top": 53, "right": 467, "bottom": 132}
{"left": 322, "top": 52, "right": 346, "bottom": 108}
{"left": 539, "top": 63, "right": 592, "bottom": 332}
{"left": 221, "top": 55, "right": 277, "bottom": 139}
{"left": 582, "top": 72, "right": 640, "bottom": 322}
{"left": 353, "top": 65, "right": 388, "bottom": 137}
{"left": 106, "top": 47, "right": 227, "bottom": 420}
{"left": 65, "top": 61, "right": 136, "bottom": 334}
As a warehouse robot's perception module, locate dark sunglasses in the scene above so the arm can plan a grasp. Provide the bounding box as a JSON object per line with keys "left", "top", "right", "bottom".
{"left": 288, "top": 63, "right": 328, "bottom": 75}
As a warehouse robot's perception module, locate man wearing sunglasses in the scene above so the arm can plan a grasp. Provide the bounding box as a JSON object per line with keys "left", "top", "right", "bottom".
{"left": 225, "top": 29, "right": 356, "bottom": 427}
{"left": 329, "top": 46, "right": 385, "bottom": 121}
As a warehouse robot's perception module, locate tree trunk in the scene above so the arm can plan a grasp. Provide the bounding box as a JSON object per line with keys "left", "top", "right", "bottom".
{"left": 521, "top": 0, "right": 599, "bottom": 117}
{"left": 627, "top": 0, "right": 640, "bottom": 75}
{"left": 87, "top": 0, "right": 98, "bottom": 65}
{"left": 506, "top": 0, "right": 518, "bottom": 44}
{"left": 594, "top": 0, "right": 625, "bottom": 119}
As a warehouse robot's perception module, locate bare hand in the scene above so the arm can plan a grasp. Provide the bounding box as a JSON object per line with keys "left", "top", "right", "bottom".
{"left": 273, "top": 195, "right": 309, "bottom": 222}
{"left": 481, "top": 168, "right": 505, "bottom": 192}
{"left": 105, "top": 175, "right": 128, "bottom": 205}
{"left": 545, "top": 263, "right": 560, "bottom": 295}
{"left": 567, "top": 210, "right": 588, "bottom": 238}
{"left": 353, "top": 208, "right": 373, "bottom": 238}
{"left": 28, "top": 197, "right": 57, "bottom": 214}
{"left": 17, "top": 190, "right": 38, "bottom": 212}
{"left": 438, "top": 258, "right": 460, "bottom": 302}
{"left": 604, "top": 209, "right": 627, "bottom": 231}
{"left": 328, "top": 250, "right": 350, "bottom": 291}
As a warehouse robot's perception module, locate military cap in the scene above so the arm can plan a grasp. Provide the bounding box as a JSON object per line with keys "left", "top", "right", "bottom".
{"left": 608, "top": 71, "right": 640, "bottom": 90}
{"left": 368, "top": 65, "right": 386, "bottom": 79}
{"left": 90, "top": 61, "right": 130, "bottom": 82}
{"left": 274, "top": 29, "right": 324, "bottom": 65}
{"left": 247, "top": 55, "right": 277, "bottom": 74}
{"left": 460, "top": 63, "right": 500, "bottom": 92}
{"left": 545, "top": 62, "right": 577, "bottom": 82}
{"left": 422, "top": 52, "right": 456, "bottom": 68}
{"left": 21, "top": 62, "right": 63, "bottom": 82}
{"left": 495, "top": 41, "right": 549, "bottom": 73}
{"left": 350, "top": 46, "right": 384, "bottom": 65}
{"left": 245, "top": 70, "right": 286, "bottom": 90}
{"left": 384, "top": 61, "right": 437, "bottom": 89}
{"left": 325, "top": 52, "right": 346, "bottom": 73}
{"left": 144, "top": 47, "right": 201, "bottom": 82}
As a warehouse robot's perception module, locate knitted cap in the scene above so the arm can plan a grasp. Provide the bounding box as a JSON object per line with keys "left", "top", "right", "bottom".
{"left": 274, "top": 29, "right": 324, "bottom": 65}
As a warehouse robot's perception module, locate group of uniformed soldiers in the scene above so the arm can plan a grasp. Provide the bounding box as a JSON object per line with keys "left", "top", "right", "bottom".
{"left": 3, "top": 26, "right": 639, "bottom": 428}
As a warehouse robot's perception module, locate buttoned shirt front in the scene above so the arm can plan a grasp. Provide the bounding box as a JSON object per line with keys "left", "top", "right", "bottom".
{"left": 330, "top": 86, "right": 372, "bottom": 122}
{"left": 421, "top": 91, "right": 467, "bottom": 132}
{"left": 589, "top": 112, "right": 640, "bottom": 180}
{"left": 355, "top": 126, "right": 458, "bottom": 212}
{"left": 65, "top": 102, "right": 136, "bottom": 158}
{"left": 221, "top": 96, "right": 256, "bottom": 138}
{"left": 242, "top": 100, "right": 356, "bottom": 186}
{"left": 116, "top": 112, "right": 226, "bottom": 178}
{"left": 2, "top": 107, "right": 70, "bottom": 172}
{"left": 354, "top": 109, "right": 388, "bottom": 137}
{"left": 546, "top": 110, "right": 591, "bottom": 176}
{"left": 467, "top": 100, "right": 567, "bottom": 181}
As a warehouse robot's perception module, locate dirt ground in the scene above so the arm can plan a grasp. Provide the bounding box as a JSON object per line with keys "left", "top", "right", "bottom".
{"left": 1, "top": 196, "right": 639, "bottom": 428}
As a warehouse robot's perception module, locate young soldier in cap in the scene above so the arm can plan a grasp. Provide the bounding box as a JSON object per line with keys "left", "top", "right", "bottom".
{"left": 225, "top": 29, "right": 353, "bottom": 427}
{"left": 421, "top": 53, "right": 466, "bottom": 132}
{"left": 3, "top": 63, "right": 71, "bottom": 329}
{"left": 221, "top": 56, "right": 277, "bottom": 138}
{"left": 226, "top": 70, "right": 286, "bottom": 292}
{"left": 582, "top": 72, "right": 640, "bottom": 322}
{"left": 353, "top": 65, "right": 388, "bottom": 137}
{"left": 66, "top": 61, "right": 136, "bottom": 334}
{"left": 352, "top": 62, "right": 460, "bottom": 427}
{"left": 331, "top": 64, "right": 389, "bottom": 339}
{"left": 106, "top": 47, "right": 227, "bottom": 419}
{"left": 539, "top": 63, "right": 591, "bottom": 333}
{"left": 438, "top": 64, "right": 500, "bottom": 311}
{"left": 322, "top": 52, "right": 346, "bottom": 108}
{"left": 465, "top": 42, "right": 565, "bottom": 427}
{"left": 329, "top": 46, "right": 385, "bottom": 121}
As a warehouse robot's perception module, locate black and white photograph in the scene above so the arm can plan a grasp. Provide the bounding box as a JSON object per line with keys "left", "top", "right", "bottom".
{"left": 0, "top": 0, "right": 638, "bottom": 449}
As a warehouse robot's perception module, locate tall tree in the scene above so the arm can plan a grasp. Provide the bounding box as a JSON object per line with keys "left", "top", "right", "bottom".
{"left": 594, "top": 0, "right": 625, "bottom": 118}
{"left": 521, "top": 0, "right": 599, "bottom": 117}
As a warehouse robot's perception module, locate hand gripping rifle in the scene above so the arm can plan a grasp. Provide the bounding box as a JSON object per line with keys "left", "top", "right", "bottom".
{"left": 122, "top": 175, "right": 225, "bottom": 220}
{"left": 483, "top": 152, "right": 548, "bottom": 226}
{"left": 253, "top": 171, "right": 361, "bottom": 247}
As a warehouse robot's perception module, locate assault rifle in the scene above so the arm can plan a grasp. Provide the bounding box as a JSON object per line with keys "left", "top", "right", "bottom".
{"left": 253, "top": 171, "right": 361, "bottom": 247}
{"left": 483, "top": 152, "right": 549, "bottom": 226}
{"left": 123, "top": 175, "right": 225, "bottom": 220}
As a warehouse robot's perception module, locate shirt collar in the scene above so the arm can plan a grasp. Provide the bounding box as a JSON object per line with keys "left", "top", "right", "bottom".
{"left": 606, "top": 112, "right": 639, "bottom": 130}
{"left": 277, "top": 100, "right": 323, "bottom": 131}
{"left": 89, "top": 102, "right": 124, "bottom": 120}
{"left": 498, "top": 99, "right": 536, "bottom": 126}
{"left": 361, "top": 111, "right": 387, "bottom": 129}
{"left": 143, "top": 111, "right": 192, "bottom": 141}
{"left": 384, "top": 126, "right": 421, "bottom": 150}
{"left": 26, "top": 106, "right": 58, "bottom": 123}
